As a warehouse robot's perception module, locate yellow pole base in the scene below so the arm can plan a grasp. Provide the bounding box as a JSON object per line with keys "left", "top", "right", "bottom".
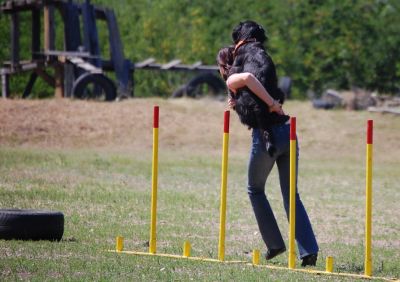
{"left": 116, "top": 236, "right": 124, "bottom": 252}
{"left": 252, "top": 249, "right": 260, "bottom": 265}
{"left": 326, "top": 256, "right": 334, "bottom": 273}
{"left": 183, "top": 241, "right": 191, "bottom": 257}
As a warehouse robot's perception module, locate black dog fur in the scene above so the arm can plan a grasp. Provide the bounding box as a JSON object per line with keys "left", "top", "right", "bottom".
{"left": 229, "top": 21, "right": 289, "bottom": 155}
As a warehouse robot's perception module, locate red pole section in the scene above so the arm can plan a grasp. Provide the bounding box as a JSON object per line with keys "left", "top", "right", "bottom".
{"left": 290, "top": 117, "right": 296, "bottom": 140}
{"left": 367, "top": 120, "right": 373, "bottom": 144}
{"left": 154, "top": 106, "right": 159, "bottom": 128}
{"left": 224, "top": 111, "right": 230, "bottom": 133}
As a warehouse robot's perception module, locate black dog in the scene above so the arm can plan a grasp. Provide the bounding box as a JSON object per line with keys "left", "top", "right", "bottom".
{"left": 229, "top": 21, "right": 289, "bottom": 155}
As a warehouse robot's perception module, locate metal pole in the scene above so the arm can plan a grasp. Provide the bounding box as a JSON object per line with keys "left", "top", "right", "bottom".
{"left": 365, "top": 120, "right": 373, "bottom": 276}
{"left": 288, "top": 117, "right": 297, "bottom": 269}
{"left": 149, "top": 106, "right": 159, "bottom": 254}
{"left": 218, "top": 111, "right": 230, "bottom": 261}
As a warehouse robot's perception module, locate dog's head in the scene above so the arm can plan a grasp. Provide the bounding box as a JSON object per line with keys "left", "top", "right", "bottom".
{"left": 232, "top": 20, "right": 267, "bottom": 44}
{"left": 216, "top": 46, "right": 234, "bottom": 81}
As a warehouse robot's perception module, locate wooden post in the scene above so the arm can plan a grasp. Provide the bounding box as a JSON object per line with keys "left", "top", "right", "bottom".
{"left": 1, "top": 71, "right": 10, "bottom": 99}
{"left": 63, "top": 1, "right": 82, "bottom": 52}
{"left": 11, "top": 12, "right": 20, "bottom": 68}
{"left": 32, "top": 9, "right": 41, "bottom": 60}
{"left": 63, "top": 63, "right": 75, "bottom": 98}
{"left": 54, "top": 64, "right": 64, "bottom": 98}
{"left": 105, "top": 9, "right": 131, "bottom": 97}
{"left": 44, "top": 5, "right": 55, "bottom": 51}
{"left": 82, "top": 1, "right": 101, "bottom": 65}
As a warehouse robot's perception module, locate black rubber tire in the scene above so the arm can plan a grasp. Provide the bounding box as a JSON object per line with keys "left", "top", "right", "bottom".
{"left": 185, "top": 73, "right": 226, "bottom": 98}
{"left": 72, "top": 73, "right": 117, "bottom": 101}
{"left": 171, "top": 84, "right": 187, "bottom": 98}
{"left": 0, "top": 209, "right": 64, "bottom": 241}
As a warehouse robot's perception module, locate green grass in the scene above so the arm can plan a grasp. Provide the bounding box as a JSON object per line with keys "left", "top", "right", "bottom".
{"left": 0, "top": 145, "right": 399, "bottom": 281}
{"left": 0, "top": 99, "right": 399, "bottom": 281}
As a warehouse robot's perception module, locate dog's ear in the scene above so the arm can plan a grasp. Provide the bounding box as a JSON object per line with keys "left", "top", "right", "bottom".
{"left": 254, "top": 24, "right": 267, "bottom": 44}
{"left": 232, "top": 22, "right": 244, "bottom": 44}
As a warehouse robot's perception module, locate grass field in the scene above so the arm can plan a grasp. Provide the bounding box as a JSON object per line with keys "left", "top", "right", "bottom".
{"left": 0, "top": 98, "right": 399, "bottom": 281}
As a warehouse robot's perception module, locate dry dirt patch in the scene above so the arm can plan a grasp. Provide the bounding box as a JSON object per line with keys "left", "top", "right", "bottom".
{"left": 0, "top": 98, "right": 250, "bottom": 154}
{"left": 1, "top": 98, "right": 399, "bottom": 161}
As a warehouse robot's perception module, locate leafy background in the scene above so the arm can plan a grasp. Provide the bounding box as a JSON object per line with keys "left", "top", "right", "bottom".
{"left": 0, "top": 0, "right": 399, "bottom": 98}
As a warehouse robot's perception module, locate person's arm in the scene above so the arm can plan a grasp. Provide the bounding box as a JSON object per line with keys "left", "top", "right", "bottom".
{"left": 226, "top": 72, "right": 282, "bottom": 113}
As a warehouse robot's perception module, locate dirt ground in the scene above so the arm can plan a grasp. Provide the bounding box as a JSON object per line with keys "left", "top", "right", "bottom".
{"left": 0, "top": 98, "right": 249, "bottom": 153}
{"left": 1, "top": 97, "right": 399, "bottom": 162}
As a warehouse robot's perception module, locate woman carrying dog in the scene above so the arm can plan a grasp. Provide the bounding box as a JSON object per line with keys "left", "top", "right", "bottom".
{"left": 216, "top": 21, "right": 319, "bottom": 267}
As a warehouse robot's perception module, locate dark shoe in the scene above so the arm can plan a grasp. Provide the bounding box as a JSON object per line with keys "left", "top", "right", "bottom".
{"left": 301, "top": 254, "right": 318, "bottom": 267}
{"left": 264, "top": 247, "right": 286, "bottom": 260}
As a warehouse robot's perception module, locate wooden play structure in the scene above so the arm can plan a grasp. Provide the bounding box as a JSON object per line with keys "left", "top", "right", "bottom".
{"left": 0, "top": 0, "right": 292, "bottom": 101}
{"left": 0, "top": 0, "right": 222, "bottom": 101}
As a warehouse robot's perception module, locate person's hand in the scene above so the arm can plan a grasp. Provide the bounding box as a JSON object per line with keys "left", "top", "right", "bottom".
{"left": 227, "top": 97, "right": 236, "bottom": 110}
{"left": 228, "top": 86, "right": 237, "bottom": 94}
{"left": 269, "top": 100, "right": 284, "bottom": 115}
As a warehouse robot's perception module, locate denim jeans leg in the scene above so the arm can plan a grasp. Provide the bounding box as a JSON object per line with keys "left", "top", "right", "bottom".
{"left": 274, "top": 133, "right": 319, "bottom": 258}
{"left": 247, "top": 129, "right": 286, "bottom": 249}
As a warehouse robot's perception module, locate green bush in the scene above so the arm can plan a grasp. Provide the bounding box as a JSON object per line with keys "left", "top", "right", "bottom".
{"left": 1, "top": 0, "right": 399, "bottom": 98}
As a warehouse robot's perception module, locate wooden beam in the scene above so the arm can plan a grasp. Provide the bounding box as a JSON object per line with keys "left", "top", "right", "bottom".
{"left": 22, "top": 72, "right": 38, "bottom": 98}
{"left": 135, "top": 58, "right": 156, "bottom": 68}
{"left": 1, "top": 0, "right": 43, "bottom": 13}
{"left": 42, "top": 50, "right": 93, "bottom": 58}
{"left": 68, "top": 57, "right": 102, "bottom": 73}
{"left": 2, "top": 61, "right": 39, "bottom": 74}
{"left": 35, "top": 68, "right": 55, "bottom": 87}
{"left": 190, "top": 61, "right": 202, "bottom": 69}
{"left": 161, "top": 59, "right": 181, "bottom": 69}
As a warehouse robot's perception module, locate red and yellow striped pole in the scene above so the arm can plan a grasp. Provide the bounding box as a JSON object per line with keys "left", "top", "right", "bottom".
{"left": 288, "top": 117, "right": 297, "bottom": 269}
{"left": 365, "top": 120, "right": 373, "bottom": 276}
{"left": 149, "top": 106, "right": 159, "bottom": 254}
{"left": 218, "top": 111, "right": 230, "bottom": 261}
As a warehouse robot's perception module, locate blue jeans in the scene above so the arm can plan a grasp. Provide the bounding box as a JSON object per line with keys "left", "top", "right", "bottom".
{"left": 247, "top": 124, "right": 319, "bottom": 258}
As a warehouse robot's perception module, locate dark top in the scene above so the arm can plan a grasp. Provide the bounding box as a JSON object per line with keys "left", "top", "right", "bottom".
{"left": 230, "top": 42, "right": 290, "bottom": 128}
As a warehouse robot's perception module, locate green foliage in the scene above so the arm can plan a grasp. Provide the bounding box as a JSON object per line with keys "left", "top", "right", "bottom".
{"left": 0, "top": 0, "right": 399, "bottom": 98}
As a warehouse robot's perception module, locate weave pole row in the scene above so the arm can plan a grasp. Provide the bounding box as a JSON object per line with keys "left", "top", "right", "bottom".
{"left": 110, "top": 109, "right": 387, "bottom": 280}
